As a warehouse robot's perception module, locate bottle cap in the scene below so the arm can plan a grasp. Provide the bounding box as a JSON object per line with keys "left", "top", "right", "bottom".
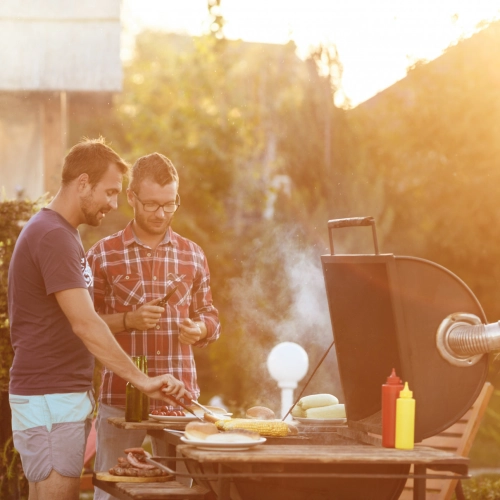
{"left": 399, "top": 382, "right": 413, "bottom": 398}
{"left": 386, "top": 368, "right": 403, "bottom": 385}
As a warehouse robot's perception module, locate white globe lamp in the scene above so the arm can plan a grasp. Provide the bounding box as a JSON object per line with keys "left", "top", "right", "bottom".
{"left": 267, "top": 342, "right": 309, "bottom": 420}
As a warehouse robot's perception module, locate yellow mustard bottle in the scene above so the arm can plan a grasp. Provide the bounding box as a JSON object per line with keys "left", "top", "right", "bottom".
{"left": 395, "top": 382, "right": 415, "bottom": 450}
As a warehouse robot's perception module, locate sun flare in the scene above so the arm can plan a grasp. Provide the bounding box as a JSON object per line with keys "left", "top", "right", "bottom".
{"left": 123, "top": 0, "right": 500, "bottom": 106}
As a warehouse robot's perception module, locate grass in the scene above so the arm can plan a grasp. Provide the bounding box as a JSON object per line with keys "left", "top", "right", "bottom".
{"left": 459, "top": 474, "right": 500, "bottom": 499}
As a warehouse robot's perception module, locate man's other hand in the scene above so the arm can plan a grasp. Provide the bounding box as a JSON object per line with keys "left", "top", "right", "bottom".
{"left": 179, "top": 318, "right": 206, "bottom": 345}
{"left": 127, "top": 298, "right": 164, "bottom": 330}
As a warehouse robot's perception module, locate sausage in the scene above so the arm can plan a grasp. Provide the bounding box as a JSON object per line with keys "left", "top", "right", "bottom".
{"left": 124, "top": 447, "right": 147, "bottom": 455}
{"left": 126, "top": 452, "right": 156, "bottom": 470}
{"left": 117, "top": 457, "right": 130, "bottom": 467}
{"left": 109, "top": 466, "right": 132, "bottom": 476}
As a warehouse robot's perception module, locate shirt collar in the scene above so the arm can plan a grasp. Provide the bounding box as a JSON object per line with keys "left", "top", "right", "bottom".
{"left": 122, "top": 221, "right": 177, "bottom": 249}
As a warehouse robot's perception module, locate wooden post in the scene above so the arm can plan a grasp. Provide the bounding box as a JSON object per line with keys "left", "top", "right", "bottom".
{"left": 43, "top": 91, "right": 67, "bottom": 196}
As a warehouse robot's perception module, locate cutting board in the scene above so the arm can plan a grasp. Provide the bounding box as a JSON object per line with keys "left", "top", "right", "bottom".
{"left": 94, "top": 472, "right": 173, "bottom": 483}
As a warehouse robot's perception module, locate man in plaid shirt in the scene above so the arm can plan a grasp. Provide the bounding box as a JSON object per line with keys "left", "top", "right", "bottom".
{"left": 87, "top": 153, "right": 220, "bottom": 499}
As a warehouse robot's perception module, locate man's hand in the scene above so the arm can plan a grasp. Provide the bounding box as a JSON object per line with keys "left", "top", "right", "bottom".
{"left": 179, "top": 318, "right": 207, "bottom": 345}
{"left": 127, "top": 299, "right": 164, "bottom": 330}
{"left": 138, "top": 374, "right": 192, "bottom": 404}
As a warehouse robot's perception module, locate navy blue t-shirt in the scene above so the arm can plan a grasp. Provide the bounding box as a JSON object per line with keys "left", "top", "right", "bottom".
{"left": 8, "top": 208, "right": 94, "bottom": 395}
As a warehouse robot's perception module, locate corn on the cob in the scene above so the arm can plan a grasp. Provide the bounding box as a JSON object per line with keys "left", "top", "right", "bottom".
{"left": 298, "top": 394, "right": 339, "bottom": 410}
{"left": 291, "top": 404, "right": 306, "bottom": 418}
{"left": 305, "top": 404, "right": 346, "bottom": 419}
{"left": 215, "top": 418, "right": 290, "bottom": 437}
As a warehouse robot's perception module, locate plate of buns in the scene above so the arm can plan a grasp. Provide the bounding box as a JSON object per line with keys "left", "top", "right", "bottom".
{"left": 179, "top": 421, "right": 266, "bottom": 451}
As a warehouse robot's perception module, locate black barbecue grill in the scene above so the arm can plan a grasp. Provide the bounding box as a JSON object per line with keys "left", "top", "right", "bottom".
{"left": 321, "top": 217, "right": 490, "bottom": 442}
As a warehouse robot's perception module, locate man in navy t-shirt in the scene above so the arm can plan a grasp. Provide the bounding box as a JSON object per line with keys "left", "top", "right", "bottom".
{"left": 8, "top": 138, "right": 191, "bottom": 500}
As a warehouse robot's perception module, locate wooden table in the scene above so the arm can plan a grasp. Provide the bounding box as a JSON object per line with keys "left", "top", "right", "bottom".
{"left": 104, "top": 418, "right": 468, "bottom": 500}
{"left": 175, "top": 443, "right": 469, "bottom": 500}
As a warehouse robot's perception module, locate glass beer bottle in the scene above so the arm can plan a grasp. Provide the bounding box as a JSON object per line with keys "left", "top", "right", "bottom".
{"left": 125, "top": 356, "right": 143, "bottom": 422}
{"left": 140, "top": 355, "right": 150, "bottom": 420}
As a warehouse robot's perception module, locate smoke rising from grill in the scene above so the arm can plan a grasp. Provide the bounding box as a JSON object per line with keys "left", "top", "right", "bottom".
{"left": 229, "top": 226, "right": 343, "bottom": 409}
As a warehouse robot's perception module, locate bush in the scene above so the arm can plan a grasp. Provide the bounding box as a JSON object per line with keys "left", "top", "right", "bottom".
{"left": 0, "top": 196, "right": 46, "bottom": 499}
{"left": 461, "top": 475, "right": 500, "bottom": 499}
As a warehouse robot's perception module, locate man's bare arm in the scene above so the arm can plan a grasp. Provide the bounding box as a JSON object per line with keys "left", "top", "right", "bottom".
{"left": 54, "top": 288, "right": 191, "bottom": 401}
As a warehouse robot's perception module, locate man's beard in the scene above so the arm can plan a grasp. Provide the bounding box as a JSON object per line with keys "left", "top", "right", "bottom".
{"left": 135, "top": 211, "right": 171, "bottom": 235}
{"left": 80, "top": 192, "right": 103, "bottom": 226}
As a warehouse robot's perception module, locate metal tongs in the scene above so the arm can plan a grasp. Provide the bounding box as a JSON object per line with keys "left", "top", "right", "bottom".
{"left": 190, "top": 399, "right": 217, "bottom": 416}
{"left": 168, "top": 396, "right": 204, "bottom": 421}
{"left": 190, "top": 399, "right": 232, "bottom": 417}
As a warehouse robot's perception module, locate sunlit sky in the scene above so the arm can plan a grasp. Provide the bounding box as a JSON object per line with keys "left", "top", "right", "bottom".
{"left": 122, "top": 0, "right": 500, "bottom": 106}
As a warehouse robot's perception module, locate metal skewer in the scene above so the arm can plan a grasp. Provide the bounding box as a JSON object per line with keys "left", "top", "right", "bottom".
{"left": 281, "top": 339, "right": 335, "bottom": 421}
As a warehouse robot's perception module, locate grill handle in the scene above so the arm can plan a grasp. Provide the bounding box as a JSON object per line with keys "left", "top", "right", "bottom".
{"left": 327, "top": 217, "right": 379, "bottom": 255}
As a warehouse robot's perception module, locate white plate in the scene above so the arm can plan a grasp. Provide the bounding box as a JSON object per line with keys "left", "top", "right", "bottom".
{"left": 293, "top": 417, "right": 347, "bottom": 425}
{"left": 149, "top": 414, "right": 199, "bottom": 423}
{"left": 179, "top": 436, "right": 266, "bottom": 451}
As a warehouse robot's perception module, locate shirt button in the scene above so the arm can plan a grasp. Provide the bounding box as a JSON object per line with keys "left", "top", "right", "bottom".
{"left": 156, "top": 325, "right": 160, "bottom": 330}
{"left": 156, "top": 350, "right": 160, "bottom": 355}
{"left": 125, "top": 276, "right": 129, "bottom": 280}
{"left": 147, "top": 253, "right": 151, "bottom": 257}
{"left": 153, "top": 276, "right": 157, "bottom": 281}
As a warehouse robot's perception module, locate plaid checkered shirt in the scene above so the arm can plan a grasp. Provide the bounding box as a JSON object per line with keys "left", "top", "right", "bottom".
{"left": 86, "top": 221, "right": 221, "bottom": 409}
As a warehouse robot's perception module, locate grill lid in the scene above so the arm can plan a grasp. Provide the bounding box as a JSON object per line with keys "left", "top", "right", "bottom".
{"left": 321, "top": 218, "right": 488, "bottom": 441}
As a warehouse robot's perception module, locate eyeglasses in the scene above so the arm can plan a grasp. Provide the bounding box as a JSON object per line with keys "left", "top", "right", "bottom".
{"left": 132, "top": 191, "right": 181, "bottom": 213}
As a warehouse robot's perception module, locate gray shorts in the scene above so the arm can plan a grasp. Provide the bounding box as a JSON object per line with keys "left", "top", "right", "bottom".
{"left": 10, "top": 392, "right": 93, "bottom": 482}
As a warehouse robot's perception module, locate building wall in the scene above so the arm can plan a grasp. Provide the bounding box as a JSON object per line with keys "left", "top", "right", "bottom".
{"left": 0, "top": 1, "right": 123, "bottom": 199}
{"left": 0, "top": 0, "right": 122, "bottom": 91}
{"left": 0, "top": 94, "right": 44, "bottom": 200}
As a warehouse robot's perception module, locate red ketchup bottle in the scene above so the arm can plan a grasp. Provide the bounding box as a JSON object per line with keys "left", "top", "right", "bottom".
{"left": 382, "top": 368, "right": 404, "bottom": 448}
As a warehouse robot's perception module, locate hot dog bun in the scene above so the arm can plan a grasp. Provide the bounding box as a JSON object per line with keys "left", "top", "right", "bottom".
{"left": 184, "top": 422, "right": 219, "bottom": 441}
{"left": 246, "top": 406, "right": 275, "bottom": 420}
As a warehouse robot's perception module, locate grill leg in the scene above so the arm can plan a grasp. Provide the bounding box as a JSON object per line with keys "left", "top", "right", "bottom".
{"left": 455, "top": 480, "right": 466, "bottom": 500}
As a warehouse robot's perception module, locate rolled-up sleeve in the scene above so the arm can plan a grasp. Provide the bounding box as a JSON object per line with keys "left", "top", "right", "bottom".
{"left": 190, "top": 254, "right": 221, "bottom": 348}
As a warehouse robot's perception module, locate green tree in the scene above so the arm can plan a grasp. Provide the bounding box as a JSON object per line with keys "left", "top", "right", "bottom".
{"left": 70, "top": 28, "right": 353, "bottom": 412}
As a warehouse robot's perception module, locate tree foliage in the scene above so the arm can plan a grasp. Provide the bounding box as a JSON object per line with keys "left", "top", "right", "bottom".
{"left": 72, "top": 30, "right": 348, "bottom": 411}
{"left": 349, "top": 21, "right": 500, "bottom": 320}
{"left": 348, "top": 20, "right": 500, "bottom": 464}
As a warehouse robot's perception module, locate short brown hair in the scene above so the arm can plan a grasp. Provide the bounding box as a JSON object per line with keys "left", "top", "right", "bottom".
{"left": 129, "top": 153, "right": 179, "bottom": 193}
{"left": 61, "top": 137, "right": 129, "bottom": 187}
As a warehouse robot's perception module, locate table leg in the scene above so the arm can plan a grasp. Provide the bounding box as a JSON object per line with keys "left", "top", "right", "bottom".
{"left": 149, "top": 430, "right": 176, "bottom": 470}
{"left": 150, "top": 430, "right": 192, "bottom": 487}
{"left": 413, "top": 465, "right": 426, "bottom": 500}
{"left": 217, "top": 464, "right": 231, "bottom": 500}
